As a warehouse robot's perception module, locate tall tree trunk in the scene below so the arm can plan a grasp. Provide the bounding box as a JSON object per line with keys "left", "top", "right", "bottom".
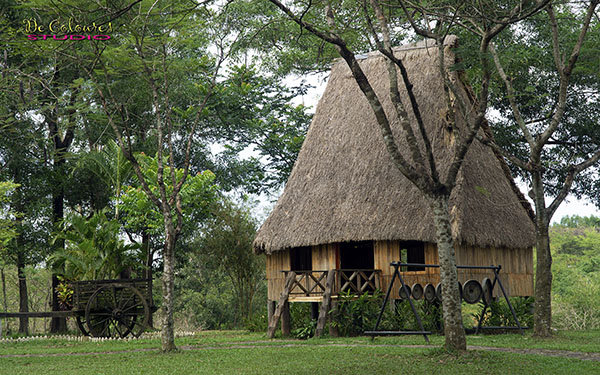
{"left": 142, "top": 232, "right": 154, "bottom": 328}
{"left": 430, "top": 194, "right": 467, "bottom": 351}
{"left": 48, "top": 114, "right": 73, "bottom": 334}
{"left": 49, "top": 157, "right": 67, "bottom": 333}
{"left": 17, "top": 254, "right": 29, "bottom": 335}
{"left": 49, "top": 190, "right": 67, "bottom": 333}
{"left": 532, "top": 172, "right": 552, "bottom": 336}
{"left": 1, "top": 267, "right": 9, "bottom": 334}
{"left": 161, "top": 229, "right": 176, "bottom": 352}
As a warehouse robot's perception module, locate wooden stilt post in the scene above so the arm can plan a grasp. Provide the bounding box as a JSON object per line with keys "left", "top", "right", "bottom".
{"left": 281, "top": 301, "right": 290, "bottom": 336}
{"left": 328, "top": 300, "right": 339, "bottom": 337}
{"left": 315, "top": 270, "right": 336, "bottom": 337}
{"left": 268, "top": 271, "right": 295, "bottom": 339}
{"left": 267, "top": 300, "right": 276, "bottom": 325}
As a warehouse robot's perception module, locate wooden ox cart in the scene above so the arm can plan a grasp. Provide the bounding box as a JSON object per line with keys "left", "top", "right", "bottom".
{"left": 0, "top": 278, "right": 154, "bottom": 338}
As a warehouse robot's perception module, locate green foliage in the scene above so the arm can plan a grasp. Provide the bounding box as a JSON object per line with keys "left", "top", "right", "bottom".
{"left": 289, "top": 303, "right": 315, "bottom": 339}
{"left": 550, "top": 217, "right": 600, "bottom": 330}
{"left": 473, "top": 297, "right": 534, "bottom": 329}
{"left": 175, "top": 199, "right": 265, "bottom": 330}
{"left": 49, "top": 210, "right": 139, "bottom": 281}
{"left": 54, "top": 275, "right": 73, "bottom": 309}
{"left": 0, "top": 181, "right": 19, "bottom": 251}
{"left": 381, "top": 300, "right": 443, "bottom": 333}
{"left": 74, "top": 140, "right": 134, "bottom": 216}
{"left": 120, "top": 153, "right": 217, "bottom": 237}
{"left": 556, "top": 215, "right": 600, "bottom": 229}
{"left": 330, "top": 290, "right": 383, "bottom": 336}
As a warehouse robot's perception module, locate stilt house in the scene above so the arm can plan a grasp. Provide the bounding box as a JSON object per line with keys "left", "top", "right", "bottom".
{"left": 254, "top": 38, "right": 536, "bottom": 316}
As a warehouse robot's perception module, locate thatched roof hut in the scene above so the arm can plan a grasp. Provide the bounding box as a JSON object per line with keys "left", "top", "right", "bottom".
{"left": 255, "top": 37, "right": 535, "bottom": 254}
{"left": 255, "top": 37, "right": 535, "bottom": 305}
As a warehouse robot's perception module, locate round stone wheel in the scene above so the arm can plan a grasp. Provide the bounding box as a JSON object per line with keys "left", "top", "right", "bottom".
{"left": 482, "top": 277, "right": 494, "bottom": 305}
{"left": 424, "top": 283, "right": 436, "bottom": 303}
{"left": 435, "top": 282, "right": 442, "bottom": 302}
{"left": 463, "top": 279, "right": 483, "bottom": 304}
{"left": 85, "top": 284, "right": 149, "bottom": 338}
{"left": 411, "top": 283, "right": 424, "bottom": 300}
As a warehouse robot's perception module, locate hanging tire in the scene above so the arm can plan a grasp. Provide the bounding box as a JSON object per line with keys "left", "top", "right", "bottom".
{"left": 411, "top": 283, "right": 424, "bottom": 300}
{"left": 424, "top": 283, "right": 436, "bottom": 303}
{"left": 463, "top": 279, "right": 483, "bottom": 304}
{"left": 482, "top": 277, "right": 493, "bottom": 305}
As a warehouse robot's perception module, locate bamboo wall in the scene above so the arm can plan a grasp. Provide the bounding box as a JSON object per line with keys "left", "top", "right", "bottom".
{"left": 374, "top": 240, "right": 533, "bottom": 298}
{"left": 266, "top": 251, "right": 290, "bottom": 301}
{"left": 265, "top": 240, "right": 533, "bottom": 301}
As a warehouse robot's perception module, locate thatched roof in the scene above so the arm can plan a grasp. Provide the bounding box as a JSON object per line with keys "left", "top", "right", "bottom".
{"left": 254, "top": 37, "right": 536, "bottom": 254}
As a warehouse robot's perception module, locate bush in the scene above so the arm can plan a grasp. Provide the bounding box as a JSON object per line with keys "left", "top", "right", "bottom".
{"left": 472, "top": 297, "right": 534, "bottom": 329}
{"left": 290, "top": 302, "right": 315, "bottom": 339}
{"left": 377, "top": 299, "right": 443, "bottom": 333}
{"left": 330, "top": 290, "right": 383, "bottom": 336}
{"left": 553, "top": 280, "right": 600, "bottom": 330}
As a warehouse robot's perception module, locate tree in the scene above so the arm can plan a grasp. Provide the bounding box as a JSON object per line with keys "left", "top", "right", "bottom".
{"left": 468, "top": 1, "right": 600, "bottom": 336}
{"left": 0, "top": 181, "right": 19, "bottom": 251}
{"left": 119, "top": 153, "right": 218, "bottom": 306}
{"left": 50, "top": 210, "right": 140, "bottom": 282}
{"left": 262, "top": 0, "right": 547, "bottom": 350}
{"left": 196, "top": 200, "right": 263, "bottom": 323}
{"left": 56, "top": 0, "right": 229, "bottom": 351}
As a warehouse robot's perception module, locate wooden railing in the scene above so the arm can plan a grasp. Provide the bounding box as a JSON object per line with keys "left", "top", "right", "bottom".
{"left": 283, "top": 269, "right": 381, "bottom": 297}
{"left": 336, "top": 269, "right": 381, "bottom": 294}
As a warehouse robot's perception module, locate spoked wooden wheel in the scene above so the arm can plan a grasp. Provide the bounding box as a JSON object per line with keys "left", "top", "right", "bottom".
{"left": 85, "top": 284, "right": 149, "bottom": 338}
{"left": 76, "top": 316, "right": 90, "bottom": 336}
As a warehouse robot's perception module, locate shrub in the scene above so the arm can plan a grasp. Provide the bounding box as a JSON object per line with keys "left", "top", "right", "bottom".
{"left": 330, "top": 290, "right": 383, "bottom": 336}
{"left": 472, "top": 297, "right": 534, "bottom": 329}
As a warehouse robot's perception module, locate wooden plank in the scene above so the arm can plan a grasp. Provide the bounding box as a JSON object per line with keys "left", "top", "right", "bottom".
{"left": 281, "top": 301, "right": 290, "bottom": 337}
{"left": 315, "top": 270, "right": 336, "bottom": 337}
{"left": 0, "top": 311, "right": 73, "bottom": 318}
{"left": 267, "top": 271, "right": 296, "bottom": 338}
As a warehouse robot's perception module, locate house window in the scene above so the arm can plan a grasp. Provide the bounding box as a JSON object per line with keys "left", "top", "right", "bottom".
{"left": 399, "top": 241, "right": 425, "bottom": 272}
{"left": 290, "top": 246, "right": 312, "bottom": 271}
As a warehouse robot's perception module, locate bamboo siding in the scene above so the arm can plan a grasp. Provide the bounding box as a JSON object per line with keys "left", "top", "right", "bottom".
{"left": 266, "top": 241, "right": 533, "bottom": 301}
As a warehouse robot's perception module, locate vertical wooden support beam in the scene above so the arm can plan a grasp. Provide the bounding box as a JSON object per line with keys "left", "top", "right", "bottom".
{"left": 315, "top": 270, "right": 336, "bottom": 337}
{"left": 281, "top": 301, "right": 290, "bottom": 337}
{"left": 328, "top": 301, "right": 339, "bottom": 337}
{"left": 267, "top": 271, "right": 295, "bottom": 338}
{"left": 267, "top": 300, "right": 276, "bottom": 324}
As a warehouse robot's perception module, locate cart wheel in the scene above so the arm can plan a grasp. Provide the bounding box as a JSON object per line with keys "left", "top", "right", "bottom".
{"left": 435, "top": 283, "right": 442, "bottom": 302}
{"left": 76, "top": 316, "right": 90, "bottom": 336}
{"left": 85, "top": 284, "right": 149, "bottom": 338}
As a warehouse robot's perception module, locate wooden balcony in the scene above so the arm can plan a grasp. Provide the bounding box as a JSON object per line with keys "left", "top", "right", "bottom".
{"left": 282, "top": 269, "right": 382, "bottom": 302}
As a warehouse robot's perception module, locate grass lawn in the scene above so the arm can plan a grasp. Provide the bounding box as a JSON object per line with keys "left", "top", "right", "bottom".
{"left": 0, "top": 330, "right": 598, "bottom": 374}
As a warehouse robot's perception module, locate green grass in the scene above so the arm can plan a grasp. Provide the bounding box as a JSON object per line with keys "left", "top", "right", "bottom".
{"left": 0, "top": 330, "right": 598, "bottom": 374}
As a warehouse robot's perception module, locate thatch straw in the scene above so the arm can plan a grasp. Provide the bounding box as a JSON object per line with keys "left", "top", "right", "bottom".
{"left": 254, "top": 37, "right": 535, "bottom": 254}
